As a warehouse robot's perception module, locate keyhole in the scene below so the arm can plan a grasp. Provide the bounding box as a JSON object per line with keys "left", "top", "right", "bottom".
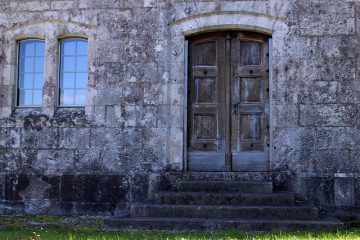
{"left": 250, "top": 144, "right": 254, "bottom": 147}
{"left": 249, "top": 70, "right": 253, "bottom": 74}
{"left": 203, "top": 144, "right": 207, "bottom": 148}
{"left": 204, "top": 70, "right": 208, "bottom": 75}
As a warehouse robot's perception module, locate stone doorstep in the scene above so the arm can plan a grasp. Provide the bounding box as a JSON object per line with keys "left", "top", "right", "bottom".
{"left": 130, "top": 204, "right": 319, "bottom": 219}
{"left": 178, "top": 181, "right": 273, "bottom": 193}
{"left": 154, "top": 191, "right": 295, "bottom": 206}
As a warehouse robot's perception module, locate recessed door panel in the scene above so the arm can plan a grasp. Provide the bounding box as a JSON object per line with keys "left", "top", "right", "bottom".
{"left": 231, "top": 34, "right": 270, "bottom": 171}
{"left": 187, "top": 33, "right": 226, "bottom": 171}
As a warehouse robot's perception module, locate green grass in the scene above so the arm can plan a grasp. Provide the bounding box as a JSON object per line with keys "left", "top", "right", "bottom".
{"left": 0, "top": 216, "right": 358, "bottom": 240}
{"left": 0, "top": 229, "right": 359, "bottom": 240}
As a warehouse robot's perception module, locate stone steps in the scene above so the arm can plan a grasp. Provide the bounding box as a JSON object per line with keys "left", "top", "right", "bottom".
{"left": 104, "top": 177, "right": 343, "bottom": 231}
{"left": 131, "top": 204, "right": 319, "bottom": 219}
{"left": 178, "top": 181, "right": 273, "bottom": 193}
{"left": 105, "top": 217, "right": 343, "bottom": 232}
{"left": 155, "top": 191, "right": 295, "bottom": 206}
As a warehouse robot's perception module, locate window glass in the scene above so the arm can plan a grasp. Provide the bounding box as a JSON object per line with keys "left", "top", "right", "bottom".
{"left": 18, "top": 40, "right": 45, "bottom": 106}
{"left": 59, "top": 39, "right": 88, "bottom": 106}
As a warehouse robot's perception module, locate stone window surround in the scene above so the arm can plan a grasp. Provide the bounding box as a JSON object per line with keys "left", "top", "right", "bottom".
{"left": 165, "top": 11, "right": 288, "bottom": 170}
{"left": 1, "top": 21, "right": 95, "bottom": 118}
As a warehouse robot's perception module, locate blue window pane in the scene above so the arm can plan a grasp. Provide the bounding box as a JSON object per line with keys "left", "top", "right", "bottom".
{"left": 63, "top": 41, "right": 76, "bottom": 55}
{"left": 77, "top": 41, "right": 88, "bottom": 55}
{"left": 20, "top": 42, "right": 35, "bottom": 57}
{"left": 62, "top": 56, "right": 75, "bottom": 72}
{"left": 76, "top": 73, "right": 87, "bottom": 88}
{"left": 19, "top": 89, "right": 33, "bottom": 106}
{"left": 33, "top": 90, "right": 42, "bottom": 105}
{"left": 21, "top": 57, "right": 34, "bottom": 73}
{"left": 19, "top": 74, "right": 33, "bottom": 89}
{"left": 61, "top": 89, "right": 75, "bottom": 105}
{"left": 35, "top": 42, "right": 45, "bottom": 57}
{"left": 35, "top": 57, "right": 44, "bottom": 73}
{"left": 60, "top": 39, "right": 88, "bottom": 106}
{"left": 61, "top": 73, "right": 75, "bottom": 88}
{"left": 18, "top": 40, "right": 44, "bottom": 107}
{"left": 75, "top": 89, "right": 86, "bottom": 105}
{"left": 76, "top": 56, "right": 87, "bottom": 72}
{"left": 34, "top": 74, "right": 44, "bottom": 89}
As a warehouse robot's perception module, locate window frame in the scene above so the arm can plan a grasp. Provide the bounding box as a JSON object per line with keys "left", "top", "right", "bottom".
{"left": 58, "top": 37, "right": 88, "bottom": 108}
{"left": 16, "top": 38, "right": 45, "bottom": 108}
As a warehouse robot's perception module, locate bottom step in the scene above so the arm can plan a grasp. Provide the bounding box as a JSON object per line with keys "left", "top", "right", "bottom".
{"left": 105, "top": 217, "right": 343, "bottom": 232}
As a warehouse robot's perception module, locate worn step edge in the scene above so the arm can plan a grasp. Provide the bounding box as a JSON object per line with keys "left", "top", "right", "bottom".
{"left": 178, "top": 181, "right": 273, "bottom": 193}
{"left": 155, "top": 191, "right": 295, "bottom": 205}
{"left": 131, "top": 204, "right": 319, "bottom": 219}
{"left": 105, "top": 217, "right": 343, "bottom": 232}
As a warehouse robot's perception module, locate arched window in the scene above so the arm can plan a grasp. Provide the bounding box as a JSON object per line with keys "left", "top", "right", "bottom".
{"left": 59, "top": 38, "right": 88, "bottom": 106}
{"left": 17, "top": 39, "right": 45, "bottom": 106}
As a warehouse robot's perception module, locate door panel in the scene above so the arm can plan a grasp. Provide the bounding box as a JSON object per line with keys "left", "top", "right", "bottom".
{"left": 231, "top": 33, "right": 270, "bottom": 171}
{"left": 187, "top": 31, "right": 269, "bottom": 171}
{"left": 187, "top": 33, "right": 226, "bottom": 171}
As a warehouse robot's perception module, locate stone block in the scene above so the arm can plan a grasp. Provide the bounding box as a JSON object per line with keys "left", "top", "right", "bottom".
{"left": 334, "top": 174, "right": 355, "bottom": 207}
{"left": 338, "top": 81, "right": 360, "bottom": 103}
{"left": 142, "top": 128, "right": 166, "bottom": 169}
{"left": 34, "top": 150, "right": 75, "bottom": 175}
{"left": 105, "top": 105, "right": 124, "bottom": 126}
{"left": 141, "top": 106, "right": 158, "bottom": 127}
{"left": 21, "top": 128, "right": 59, "bottom": 149}
{"left": 60, "top": 175, "right": 127, "bottom": 203}
{"left": 52, "top": 109, "right": 87, "bottom": 128}
{"left": 8, "top": 1, "right": 50, "bottom": 12}
{"left": 304, "top": 58, "right": 355, "bottom": 82}
{"left": 355, "top": 178, "right": 360, "bottom": 207}
{"left": 78, "top": 0, "right": 123, "bottom": 9}
{"left": 273, "top": 36, "right": 318, "bottom": 60}
{"left": 318, "top": 36, "right": 358, "bottom": 59}
{"left": 5, "top": 174, "right": 30, "bottom": 201}
{"left": 272, "top": 127, "right": 316, "bottom": 172}
{"left": 0, "top": 150, "right": 21, "bottom": 172}
{"left": 50, "top": 1, "right": 77, "bottom": 10}
{"left": 305, "top": 177, "right": 334, "bottom": 206}
{"left": 144, "top": 83, "right": 167, "bottom": 105}
{"left": 316, "top": 128, "right": 360, "bottom": 150}
{"left": 123, "top": 105, "right": 142, "bottom": 127}
{"left": 123, "top": 84, "right": 143, "bottom": 104}
{"left": 272, "top": 103, "right": 299, "bottom": 127}
{"left": 299, "top": 14, "right": 355, "bottom": 36}
{"left": 299, "top": 81, "right": 338, "bottom": 104}
{"left": 297, "top": 1, "right": 354, "bottom": 15}
{"left": 105, "top": 62, "right": 126, "bottom": 83}
{"left": 74, "top": 149, "right": 102, "bottom": 172}
{"left": 299, "top": 104, "right": 357, "bottom": 127}
{"left": 102, "top": 148, "right": 127, "bottom": 173}
{"left": 312, "top": 150, "right": 359, "bottom": 173}
{"left": 0, "top": 128, "right": 20, "bottom": 148}
{"left": 0, "top": 85, "right": 12, "bottom": 107}
{"left": 129, "top": 174, "right": 149, "bottom": 202}
{"left": 59, "top": 128, "right": 90, "bottom": 149}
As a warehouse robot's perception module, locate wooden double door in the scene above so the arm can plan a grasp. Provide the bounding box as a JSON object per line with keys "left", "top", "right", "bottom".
{"left": 187, "top": 31, "right": 270, "bottom": 171}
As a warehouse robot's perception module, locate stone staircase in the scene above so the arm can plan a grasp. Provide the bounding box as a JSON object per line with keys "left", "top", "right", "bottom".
{"left": 105, "top": 173, "right": 343, "bottom": 231}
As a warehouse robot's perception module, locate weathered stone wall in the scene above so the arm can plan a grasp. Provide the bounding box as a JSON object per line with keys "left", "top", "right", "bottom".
{"left": 0, "top": 0, "right": 359, "bottom": 217}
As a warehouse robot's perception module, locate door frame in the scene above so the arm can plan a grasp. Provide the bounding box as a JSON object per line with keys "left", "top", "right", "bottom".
{"left": 183, "top": 33, "right": 273, "bottom": 172}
